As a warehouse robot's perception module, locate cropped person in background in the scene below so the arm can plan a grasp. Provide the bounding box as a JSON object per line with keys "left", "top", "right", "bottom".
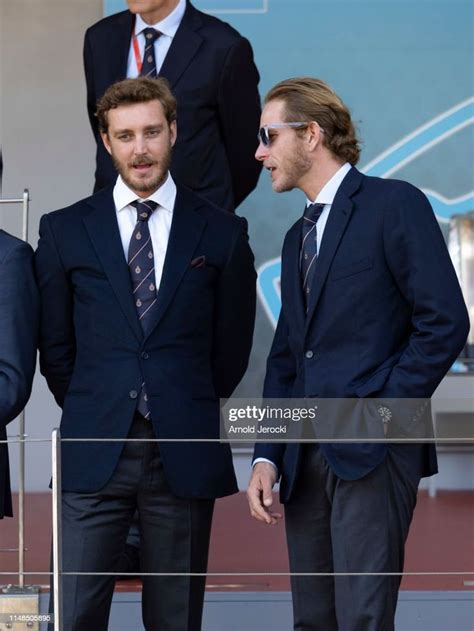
{"left": 0, "top": 227, "right": 38, "bottom": 519}
{"left": 84, "top": 0, "right": 262, "bottom": 212}
{"left": 247, "top": 77, "right": 470, "bottom": 631}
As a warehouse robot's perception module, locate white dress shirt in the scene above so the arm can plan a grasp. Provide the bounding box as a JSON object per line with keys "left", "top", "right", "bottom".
{"left": 305, "top": 161, "right": 352, "bottom": 255}
{"left": 113, "top": 173, "right": 176, "bottom": 291}
{"left": 253, "top": 162, "right": 352, "bottom": 472}
{"left": 126, "top": 0, "right": 186, "bottom": 77}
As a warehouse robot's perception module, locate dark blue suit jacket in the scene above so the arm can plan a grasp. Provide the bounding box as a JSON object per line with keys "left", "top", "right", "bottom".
{"left": 35, "top": 185, "right": 256, "bottom": 498}
{"left": 254, "top": 167, "right": 469, "bottom": 503}
{"left": 0, "top": 231, "right": 38, "bottom": 517}
{"left": 84, "top": 1, "right": 262, "bottom": 211}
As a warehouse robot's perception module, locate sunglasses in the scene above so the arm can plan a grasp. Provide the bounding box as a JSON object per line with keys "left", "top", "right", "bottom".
{"left": 258, "top": 122, "right": 309, "bottom": 146}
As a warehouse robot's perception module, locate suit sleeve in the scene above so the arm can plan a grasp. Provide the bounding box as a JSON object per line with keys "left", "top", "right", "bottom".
{"left": 211, "top": 218, "right": 256, "bottom": 398}
{"left": 83, "top": 28, "right": 100, "bottom": 142}
{"left": 34, "top": 215, "right": 76, "bottom": 408}
{"left": 0, "top": 242, "right": 38, "bottom": 427}
{"left": 253, "top": 306, "right": 296, "bottom": 469}
{"left": 379, "top": 184, "right": 470, "bottom": 398}
{"left": 217, "top": 37, "right": 262, "bottom": 208}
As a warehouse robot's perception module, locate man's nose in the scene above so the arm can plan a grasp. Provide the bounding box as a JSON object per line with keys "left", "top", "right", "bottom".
{"left": 133, "top": 135, "right": 147, "bottom": 154}
{"left": 255, "top": 141, "right": 268, "bottom": 162}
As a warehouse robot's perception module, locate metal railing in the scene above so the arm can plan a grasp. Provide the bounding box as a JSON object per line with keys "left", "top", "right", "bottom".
{"left": 1, "top": 430, "right": 474, "bottom": 629}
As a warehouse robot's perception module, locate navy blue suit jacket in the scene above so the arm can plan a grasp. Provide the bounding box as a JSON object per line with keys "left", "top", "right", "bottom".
{"left": 0, "top": 231, "right": 38, "bottom": 517}
{"left": 84, "top": 1, "right": 262, "bottom": 211}
{"left": 254, "top": 167, "right": 469, "bottom": 503}
{"left": 35, "top": 185, "right": 256, "bottom": 498}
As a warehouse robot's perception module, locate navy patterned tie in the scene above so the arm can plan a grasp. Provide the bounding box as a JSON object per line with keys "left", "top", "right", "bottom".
{"left": 301, "top": 203, "right": 325, "bottom": 310}
{"left": 128, "top": 199, "right": 158, "bottom": 418}
{"left": 140, "top": 28, "right": 160, "bottom": 77}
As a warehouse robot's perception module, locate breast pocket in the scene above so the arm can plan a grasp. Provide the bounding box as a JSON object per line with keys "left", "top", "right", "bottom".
{"left": 329, "top": 257, "right": 373, "bottom": 281}
{"left": 180, "top": 266, "right": 218, "bottom": 288}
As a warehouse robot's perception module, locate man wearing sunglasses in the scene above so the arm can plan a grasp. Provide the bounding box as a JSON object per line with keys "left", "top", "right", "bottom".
{"left": 247, "top": 77, "right": 469, "bottom": 630}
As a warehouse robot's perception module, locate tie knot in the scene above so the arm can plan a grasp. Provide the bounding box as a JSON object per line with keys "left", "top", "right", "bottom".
{"left": 142, "top": 27, "right": 160, "bottom": 44}
{"left": 132, "top": 199, "right": 158, "bottom": 222}
{"left": 303, "top": 203, "right": 325, "bottom": 223}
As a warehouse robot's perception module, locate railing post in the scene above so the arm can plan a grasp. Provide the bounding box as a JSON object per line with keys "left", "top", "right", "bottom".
{"left": 18, "top": 190, "right": 29, "bottom": 587}
{"left": 51, "top": 428, "right": 63, "bottom": 631}
{"left": 17, "top": 411, "right": 25, "bottom": 587}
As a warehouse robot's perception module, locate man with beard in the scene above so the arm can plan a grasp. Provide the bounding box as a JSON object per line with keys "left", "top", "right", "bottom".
{"left": 35, "top": 77, "right": 256, "bottom": 630}
{"left": 246, "top": 77, "right": 469, "bottom": 630}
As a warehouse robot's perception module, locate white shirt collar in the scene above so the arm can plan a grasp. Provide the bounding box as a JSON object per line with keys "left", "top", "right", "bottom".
{"left": 134, "top": 0, "right": 186, "bottom": 38}
{"left": 307, "top": 162, "right": 352, "bottom": 206}
{"left": 113, "top": 172, "right": 176, "bottom": 214}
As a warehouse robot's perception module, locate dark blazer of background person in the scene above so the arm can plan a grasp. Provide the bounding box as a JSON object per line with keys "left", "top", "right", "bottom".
{"left": 254, "top": 167, "right": 470, "bottom": 499}
{"left": 35, "top": 185, "right": 256, "bottom": 498}
{"left": 0, "top": 230, "right": 38, "bottom": 518}
{"left": 84, "top": 1, "right": 262, "bottom": 211}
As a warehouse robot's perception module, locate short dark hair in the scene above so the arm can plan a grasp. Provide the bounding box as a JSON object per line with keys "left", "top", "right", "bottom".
{"left": 265, "top": 77, "right": 361, "bottom": 165}
{"left": 96, "top": 77, "right": 177, "bottom": 133}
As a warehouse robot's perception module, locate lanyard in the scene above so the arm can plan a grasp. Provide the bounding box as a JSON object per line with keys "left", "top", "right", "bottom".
{"left": 132, "top": 31, "right": 143, "bottom": 74}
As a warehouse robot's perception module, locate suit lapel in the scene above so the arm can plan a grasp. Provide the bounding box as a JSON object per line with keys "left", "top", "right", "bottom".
{"left": 143, "top": 186, "right": 207, "bottom": 337}
{"left": 83, "top": 189, "right": 143, "bottom": 343}
{"left": 159, "top": 4, "right": 203, "bottom": 88}
{"left": 109, "top": 11, "right": 135, "bottom": 81}
{"left": 304, "top": 167, "right": 362, "bottom": 332}
{"left": 284, "top": 219, "right": 306, "bottom": 335}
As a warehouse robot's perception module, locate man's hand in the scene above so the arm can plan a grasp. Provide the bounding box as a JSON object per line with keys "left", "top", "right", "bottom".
{"left": 246, "top": 462, "right": 283, "bottom": 525}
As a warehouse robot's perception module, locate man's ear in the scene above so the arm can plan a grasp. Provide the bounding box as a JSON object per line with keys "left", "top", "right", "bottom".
{"left": 307, "top": 121, "right": 324, "bottom": 151}
{"left": 170, "top": 120, "right": 177, "bottom": 147}
{"left": 101, "top": 131, "right": 112, "bottom": 155}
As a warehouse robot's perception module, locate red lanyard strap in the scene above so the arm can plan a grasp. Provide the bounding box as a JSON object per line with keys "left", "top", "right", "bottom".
{"left": 132, "top": 31, "right": 143, "bottom": 74}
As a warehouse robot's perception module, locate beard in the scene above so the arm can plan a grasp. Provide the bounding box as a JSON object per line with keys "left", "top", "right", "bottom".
{"left": 112, "top": 145, "right": 172, "bottom": 194}
{"left": 273, "top": 144, "right": 312, "bottom": 193}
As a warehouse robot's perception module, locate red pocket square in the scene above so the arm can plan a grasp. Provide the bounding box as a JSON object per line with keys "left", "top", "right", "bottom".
{"left": 190, "top": 255, "right": 206, "bottom": 268}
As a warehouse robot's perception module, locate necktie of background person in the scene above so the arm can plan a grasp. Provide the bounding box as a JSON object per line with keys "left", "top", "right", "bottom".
{"left": 140, "top": 28, "right": 160, "bottom": 77}
{"left": 128, "top": 199, "right": 158, "bottom": 419}
{"left": 301, "top": 203, "right": 325, "bottom": 310}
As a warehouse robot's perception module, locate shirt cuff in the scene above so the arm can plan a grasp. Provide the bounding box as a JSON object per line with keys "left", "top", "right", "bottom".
{"left": 252, "top": 457, "right": 278, "bottom": 473}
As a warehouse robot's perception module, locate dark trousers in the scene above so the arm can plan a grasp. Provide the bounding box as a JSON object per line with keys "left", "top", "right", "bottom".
{"left": 50, "top": 416, "right": 214, "bottom": 631}
{"left": 285, "top": 445, "right": 422, "bottom": 631}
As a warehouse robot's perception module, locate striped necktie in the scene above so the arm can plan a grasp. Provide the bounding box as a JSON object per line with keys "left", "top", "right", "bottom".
{"left": 301, "top": 203, "right": 325, "bottom": 310}
{"left": 140, "top": 28, "right": 161, "bottom": 77}
{"left": 128, "top": 199, "right": 158, "bottom": 419}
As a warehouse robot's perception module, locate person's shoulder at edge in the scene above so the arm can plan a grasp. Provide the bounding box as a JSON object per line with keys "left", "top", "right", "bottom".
{"left": 188, "top": 3, "right": 251, "bottom": 43}
{"left": 85, "top": 9, "right": 132, "bottom": 37}
{"left": 0, "top": 230, "right": 33, "bottom": 262}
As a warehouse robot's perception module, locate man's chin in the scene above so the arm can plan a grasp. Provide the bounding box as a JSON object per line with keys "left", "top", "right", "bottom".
{"left": 272, "top": 181, "right": 292, "bottom": 194}
{"left": 123, "top": 172, "right": 166, "bottom": 196}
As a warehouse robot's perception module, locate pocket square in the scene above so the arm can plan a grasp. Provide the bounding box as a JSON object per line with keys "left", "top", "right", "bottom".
{"left": 190, "top": 255, "right": 206, "bottom": 268}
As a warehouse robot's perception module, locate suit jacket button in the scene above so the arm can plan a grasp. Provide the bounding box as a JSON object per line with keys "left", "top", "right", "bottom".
{"left": 129, "top": 390, "right": 138, "bottom": 399}
{"left": 141, "top": 351, "right": 149, "bottom": 360}
{"left": 305, "top": 350, "right": 314, "bottom": 359}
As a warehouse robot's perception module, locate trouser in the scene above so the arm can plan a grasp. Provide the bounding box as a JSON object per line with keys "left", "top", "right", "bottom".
{"left": 285, "top": 444, "right": 422, "bottom": 631}
{"left": 49, "top": 415, "right": 214, "bottom": 631}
